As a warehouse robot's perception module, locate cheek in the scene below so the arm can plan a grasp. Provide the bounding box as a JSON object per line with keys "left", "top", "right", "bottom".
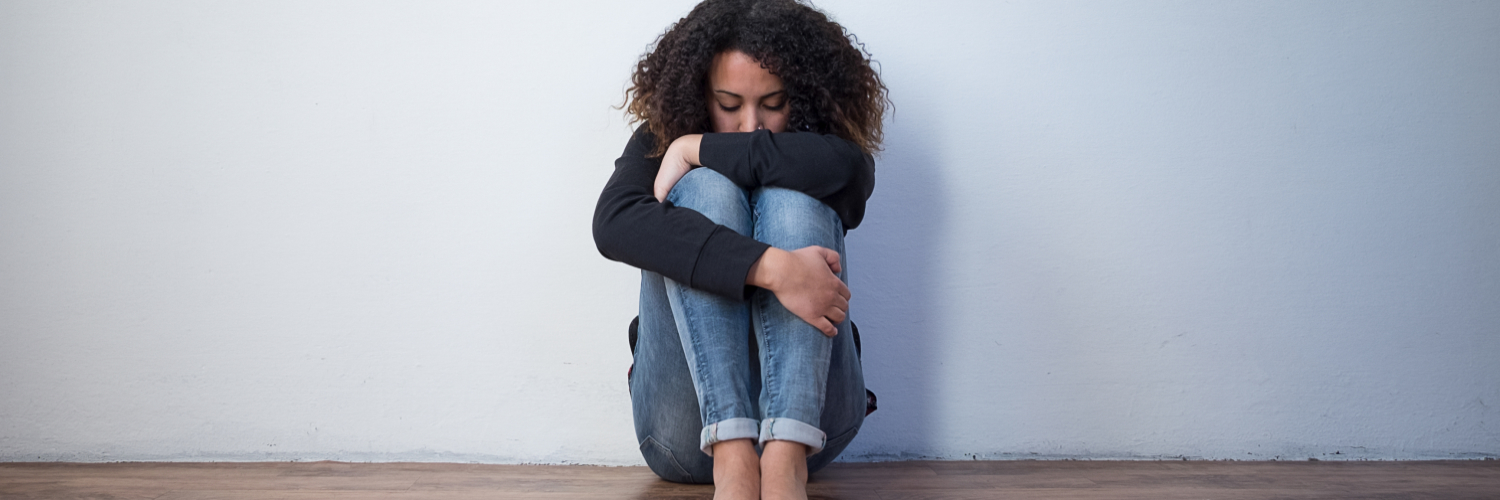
{"left": 709, "top": 107, "right": 736, "bottom": 133}
{"left": 766, "top": 109, "right": 790, "bottom": 133}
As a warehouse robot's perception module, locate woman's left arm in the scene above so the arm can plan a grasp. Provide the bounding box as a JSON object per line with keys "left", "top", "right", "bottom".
{"left": 657, "top": 131, "right": 876, "bottom": 230}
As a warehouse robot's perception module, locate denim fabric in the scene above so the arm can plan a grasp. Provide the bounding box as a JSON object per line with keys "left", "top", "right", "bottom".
{"left": 630, "top": 168, "right": 867, "bottom": 484}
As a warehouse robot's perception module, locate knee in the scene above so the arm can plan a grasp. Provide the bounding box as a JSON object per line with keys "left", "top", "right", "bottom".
{"left": 673, "top": 167, "right": 737, "bottom": 193}
{"left": 667, "top": 169, "right": 750, "bottom": 230}
{"left": 751, "top": 187, "right": 843, "bottom": 247}
{"left": 753, "top": 187, "right": 839, "bottom": 225}
{"left": 753, "top": 185, "right": 825, "bottom": 210}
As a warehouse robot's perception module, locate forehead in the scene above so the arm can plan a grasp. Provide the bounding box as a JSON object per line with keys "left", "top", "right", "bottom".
{"left": 709, "top": 50, "right": 783, "bottom": 94}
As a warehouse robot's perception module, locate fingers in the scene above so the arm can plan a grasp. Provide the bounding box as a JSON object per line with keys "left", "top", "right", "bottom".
{"left": 819, "top": 247, "right": 842, "bottom": 274}
{"left": 824, "top": 290, "right": 848, "bottom": 327}
{"left": 812, "top": 247, "right": 851, "bottom": 315}
{"left": 826, "top": 306, "right": 847, "bottom": 325}
{"left": 812, "top": 317, "right": 837, "bottom": 337}
{"left": 774, "top": 245, "right": 853, "bottom": 337}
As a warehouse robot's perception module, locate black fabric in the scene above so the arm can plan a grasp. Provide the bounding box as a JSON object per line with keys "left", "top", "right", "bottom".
{"left": 592, "top": 125, "right": 876, "bottom": 299}
{"left": 628, "top": 316, "right": 640, "bottom": 355}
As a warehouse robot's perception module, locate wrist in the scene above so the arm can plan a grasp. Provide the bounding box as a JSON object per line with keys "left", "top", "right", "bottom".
{"left": 673, "top": 134, "right": 703, "bottom": 166}
{"left": 747, "top": 247, "right": 788, "bottom": 290}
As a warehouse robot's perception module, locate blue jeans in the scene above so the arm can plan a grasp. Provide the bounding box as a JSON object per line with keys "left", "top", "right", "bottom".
{"left": 631, "top": 168, "right": 867, "bottom": 484}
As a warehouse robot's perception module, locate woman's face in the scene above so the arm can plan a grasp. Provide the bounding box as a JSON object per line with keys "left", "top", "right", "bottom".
{"left": 707, "top": 50, "right": 790, "bottom": 133}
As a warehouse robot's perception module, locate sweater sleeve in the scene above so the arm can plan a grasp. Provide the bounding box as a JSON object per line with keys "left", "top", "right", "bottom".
{"left": 697, "top": 129, "right": 876, "bottom": 230}
{"left": 592, "top": 127, "right": 770, "bottom": 299}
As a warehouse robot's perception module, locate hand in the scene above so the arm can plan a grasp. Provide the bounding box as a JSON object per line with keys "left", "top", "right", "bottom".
{"left": 654, "top": 134, "right": 702, "bottom": 202}
{"left": 748, "top": 246, "right": 850, "bottom": 337}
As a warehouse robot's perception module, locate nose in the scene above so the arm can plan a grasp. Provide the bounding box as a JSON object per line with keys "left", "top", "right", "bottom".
{"left": 739, "top": 111, "right": 762, "bottom": 133}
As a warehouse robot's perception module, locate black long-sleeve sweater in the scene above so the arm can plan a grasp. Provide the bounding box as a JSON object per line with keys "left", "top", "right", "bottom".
{"left": 592, "top": 126, "right": 876, "bottom": 299}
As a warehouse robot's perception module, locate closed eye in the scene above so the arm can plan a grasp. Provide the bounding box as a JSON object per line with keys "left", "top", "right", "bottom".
{"left": 762, "top": 92, "right": 787, "bottom": 111}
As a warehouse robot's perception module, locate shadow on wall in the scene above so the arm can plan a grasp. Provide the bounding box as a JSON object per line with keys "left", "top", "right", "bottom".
{"left": 842, "top": 106, "right": 948, "bottom": 461}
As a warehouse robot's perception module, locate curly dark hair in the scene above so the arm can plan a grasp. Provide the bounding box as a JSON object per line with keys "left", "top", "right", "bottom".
{"left": 623, "top": 0, "right": 890, "bottom": 157}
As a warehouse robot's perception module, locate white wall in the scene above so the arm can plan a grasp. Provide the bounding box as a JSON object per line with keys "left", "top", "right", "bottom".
{"left": 1, "top": 0, "right": 1495, "bottom": 463}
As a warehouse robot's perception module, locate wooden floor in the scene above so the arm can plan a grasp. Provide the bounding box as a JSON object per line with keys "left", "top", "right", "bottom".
{"left": 2, "top": 460, "right": 1497, "bottom": 499}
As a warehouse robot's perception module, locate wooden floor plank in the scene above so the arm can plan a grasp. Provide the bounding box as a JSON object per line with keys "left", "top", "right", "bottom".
{"left": 1, "top": 460, "right": 1495, "bottom": 500}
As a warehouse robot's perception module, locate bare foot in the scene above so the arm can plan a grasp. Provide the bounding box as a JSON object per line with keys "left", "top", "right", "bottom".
{"left": 712, "top": 439, "right": 760, "bottom": 500}
{"left": 760, "top": 440, "right": 809, "bottom": 500}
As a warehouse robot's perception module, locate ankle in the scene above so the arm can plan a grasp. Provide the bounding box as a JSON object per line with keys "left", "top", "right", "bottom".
{"left": 713, "top": 438, "right": 760, "bottom": 465}
{"left": 761, "top": 440, "right": 808, "bottom": 470}
{"left": 760, "top": 440, "right": 809, "bottom": 500}
{"left": 711, "top": 439, "right": 760, "bottom": 500}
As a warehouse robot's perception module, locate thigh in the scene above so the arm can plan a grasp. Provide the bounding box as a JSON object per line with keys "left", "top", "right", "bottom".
{"left": 750, "top": 186, "right": 845, "bottom": 255}
{"left": 667, "top": 168, "right": 753, "bottom": 234}
{"left": 631, "top": 271, "right": 714, "bottom": 484}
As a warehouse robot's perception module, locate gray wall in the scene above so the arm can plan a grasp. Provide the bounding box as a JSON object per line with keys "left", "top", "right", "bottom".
{"left": 2, "top": 0, "right": 1496, "bottom": 463}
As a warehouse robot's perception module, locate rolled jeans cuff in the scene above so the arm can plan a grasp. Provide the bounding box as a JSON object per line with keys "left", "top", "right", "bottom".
{"left": 699, "top": 418, "right": 760, "bottom": 456}
{"left": 759, "top": 417, "right": 826, "bottom": 456}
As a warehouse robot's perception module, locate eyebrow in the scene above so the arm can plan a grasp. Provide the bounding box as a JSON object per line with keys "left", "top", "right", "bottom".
{"left": 714, "top": 90, "right": 787, "bottom": 99}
